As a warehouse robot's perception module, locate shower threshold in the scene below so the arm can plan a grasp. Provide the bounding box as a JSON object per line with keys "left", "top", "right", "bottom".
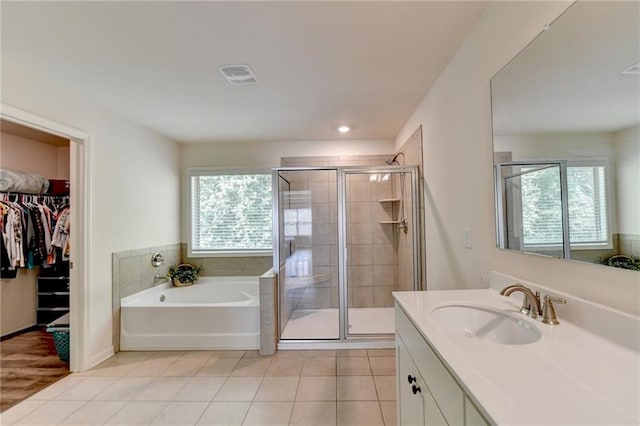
{"left": 280, "top": 307, "right": 395, "bottom": 340}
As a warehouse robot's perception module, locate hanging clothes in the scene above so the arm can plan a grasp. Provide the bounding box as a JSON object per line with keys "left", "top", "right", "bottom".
{"left": 0, "top": 193, "right": 70, "bottom": 278}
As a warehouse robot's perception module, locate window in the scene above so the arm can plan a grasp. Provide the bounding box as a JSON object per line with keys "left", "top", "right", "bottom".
{"left": 189, "top": 170, "right": 272, "bottom": 256}
{"left": 521, "top": 162, "right": 609, "bottom": 248}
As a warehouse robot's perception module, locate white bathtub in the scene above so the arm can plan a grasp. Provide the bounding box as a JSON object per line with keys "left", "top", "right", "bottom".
{"left": 120, "top": 277, "right": 260, "bottom": 350}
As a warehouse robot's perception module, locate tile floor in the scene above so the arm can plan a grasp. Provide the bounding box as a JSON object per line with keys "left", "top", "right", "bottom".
{"left": 0, "top": 349, "right": 397, "bottom": 425}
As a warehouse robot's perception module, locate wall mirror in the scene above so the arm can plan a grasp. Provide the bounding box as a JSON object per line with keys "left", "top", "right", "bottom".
{"left": 491, "top": 1, "right": 639, "bottom": 270}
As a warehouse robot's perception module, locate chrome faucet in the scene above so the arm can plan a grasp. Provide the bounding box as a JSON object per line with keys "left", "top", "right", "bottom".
{"left": 153, "top": 274, "right": 169, "bottom": 285}
{"left": 499, "top": 284, "right": 542, "bottom": 319}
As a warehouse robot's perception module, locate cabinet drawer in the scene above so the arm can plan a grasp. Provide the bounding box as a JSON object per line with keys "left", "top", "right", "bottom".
{"left": 38, "top": 278, "right": 70, "bottom": 293}
{"left": 38, "top": 293, "right": 69, "bottom": 309}
{"left": 37, "top": 308, "right": 69, "bottom": 325}
{"left": 396, "top": 304, "right": 464, "bottom": 425}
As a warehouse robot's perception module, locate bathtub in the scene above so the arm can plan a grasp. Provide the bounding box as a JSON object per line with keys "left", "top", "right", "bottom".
{"left": 120, "top": 276, "right": 260, "bottom": 350}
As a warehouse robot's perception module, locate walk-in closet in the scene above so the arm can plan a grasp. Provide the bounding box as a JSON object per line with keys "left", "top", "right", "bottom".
{"left": 0, "top": 119, "right": 72, "bottom": 412}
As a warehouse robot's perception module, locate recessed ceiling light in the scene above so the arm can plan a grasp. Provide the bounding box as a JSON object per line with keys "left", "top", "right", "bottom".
{"left": 337, "top": 125, "right": 350, "bottom": 133}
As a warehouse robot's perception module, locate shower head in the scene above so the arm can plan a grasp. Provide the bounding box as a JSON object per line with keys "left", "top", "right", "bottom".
{"left": 385, "top": 151, "right": 405, "bottom": 165}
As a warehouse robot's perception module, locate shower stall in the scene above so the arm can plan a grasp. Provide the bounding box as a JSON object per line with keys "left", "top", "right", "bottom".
{"left": 272, "top": 166, "right": 420, "bottom": 345}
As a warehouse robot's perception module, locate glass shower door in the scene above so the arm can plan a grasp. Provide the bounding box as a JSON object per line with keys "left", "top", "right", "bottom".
{"left": 343, "top": 168, "right": 418, "bottom": 336}
{"left": 495, "top": 162, "right": 570, "bottom": 258}
{"left": 276, "top": 169, "right": 340, "bottom": 340}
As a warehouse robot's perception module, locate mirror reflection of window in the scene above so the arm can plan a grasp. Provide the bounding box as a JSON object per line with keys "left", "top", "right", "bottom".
{"left": 490, "top": 1, "right": 639, "bottom": 269}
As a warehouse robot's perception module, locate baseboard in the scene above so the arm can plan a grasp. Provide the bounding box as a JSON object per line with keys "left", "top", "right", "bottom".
{"left": 0, "top": 324, "right": 40, "bottom": 341}
{"left": 89, "top": 345, "right": 115, "bottom": 369}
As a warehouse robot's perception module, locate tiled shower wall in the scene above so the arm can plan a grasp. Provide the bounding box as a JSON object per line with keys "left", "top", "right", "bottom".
{"left": 112, "top": 244, "right": 180, "bottom": 352}
{"left": 279, "top": 155, "right": 397, "bottom": 318}
{"left": 345, "top": 172, "right": 397, "bottom": 308}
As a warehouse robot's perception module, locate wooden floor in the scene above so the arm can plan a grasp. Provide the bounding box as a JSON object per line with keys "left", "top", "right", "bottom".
{"left": 0, "top": 330, "right": 70, "bottom": 412}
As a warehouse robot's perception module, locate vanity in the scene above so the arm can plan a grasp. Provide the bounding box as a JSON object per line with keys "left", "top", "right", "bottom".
{"left": 393, "top": 277, "right": 640, "bottom": 425}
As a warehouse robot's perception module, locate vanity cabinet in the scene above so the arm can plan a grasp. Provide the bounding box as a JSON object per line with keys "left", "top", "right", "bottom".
{"left": 396, "top": 304, "right": 489, "bottom": 426}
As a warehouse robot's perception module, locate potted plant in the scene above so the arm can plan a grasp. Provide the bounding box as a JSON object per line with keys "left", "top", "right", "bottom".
{"left": 167, "top": 264, "right": 201, "bottom": 287}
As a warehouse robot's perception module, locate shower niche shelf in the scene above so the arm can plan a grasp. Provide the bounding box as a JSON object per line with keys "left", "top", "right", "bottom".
{"left": 379, "top": 220, "right": 402, "bottom": 224}
{"left": 378, "top": 198, "right": 400, "bottom": 203}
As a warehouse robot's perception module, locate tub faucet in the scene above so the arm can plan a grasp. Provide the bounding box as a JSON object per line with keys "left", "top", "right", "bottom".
{"left": 499, "top": 284, "right": 542, "bottom": 319}
{"left": 154, "top": 274, "right": 170, "bottom": 285}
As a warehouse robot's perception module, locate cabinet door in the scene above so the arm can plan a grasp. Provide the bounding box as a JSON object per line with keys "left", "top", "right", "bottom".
{"left": 465, "top": 396, "right": 489, "bottom": 426}
{"left": 397, "top": 339, "right": 425, "bottom": 426}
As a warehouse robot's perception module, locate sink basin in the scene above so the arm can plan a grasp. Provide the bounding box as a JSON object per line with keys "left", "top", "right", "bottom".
{"left": 432, "top": 304, "right": 541, "bottom": 345}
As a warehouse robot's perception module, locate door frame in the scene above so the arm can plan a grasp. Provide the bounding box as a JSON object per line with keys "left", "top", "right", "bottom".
{"left": 1, "top": 103, "right": 91, "bottom": 371}
{"left": 341, "top": 166, "right": 420, "bottom": 339}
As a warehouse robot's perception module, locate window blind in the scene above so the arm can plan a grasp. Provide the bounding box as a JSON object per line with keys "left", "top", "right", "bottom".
{"left": 521, "top": 164, "right": 608, "bottom": 247}
{"left": 191, "top": 174, "right": 272, "bottom": 252}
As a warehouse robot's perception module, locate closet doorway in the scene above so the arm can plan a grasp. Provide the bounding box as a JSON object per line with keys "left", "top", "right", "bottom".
{"left": 0, "top": 105, "right": 89, "bottom": 411}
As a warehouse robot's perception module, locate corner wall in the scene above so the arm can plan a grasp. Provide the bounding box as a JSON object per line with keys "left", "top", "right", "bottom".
{"left": 395, "top": 1, "right": 640, "bottom": 316}
{"left": 2, "top": 59, "right": 182, "bottom": 368}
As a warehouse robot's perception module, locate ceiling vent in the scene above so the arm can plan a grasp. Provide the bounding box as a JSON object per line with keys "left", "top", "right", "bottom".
{"left": 621, "top": 62, "right": 640, "bottom": 75}
{"left": 219, "top": 64, "right": 258, "bottom": 85}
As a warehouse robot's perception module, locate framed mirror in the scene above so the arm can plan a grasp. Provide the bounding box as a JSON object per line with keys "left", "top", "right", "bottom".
{"left": 491, "top": 1, "right": 639, "bottom": 270}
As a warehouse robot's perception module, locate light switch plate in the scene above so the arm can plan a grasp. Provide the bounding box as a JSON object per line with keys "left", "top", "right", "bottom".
{"left": 464, "top": 228, "right": 472, "bottom": 248}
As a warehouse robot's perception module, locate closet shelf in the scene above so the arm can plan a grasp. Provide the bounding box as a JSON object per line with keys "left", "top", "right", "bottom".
{"left": 378, "top": 198, "right": 400, "bottom": 203}
{"left": 379, "top": 220, "right": 402, "bottom": 224}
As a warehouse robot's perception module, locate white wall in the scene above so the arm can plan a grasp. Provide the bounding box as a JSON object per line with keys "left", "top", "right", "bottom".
{"left": 2, "top": 59, "right": 182, "bottom": 367}
{"left": 614, "top": 124, "right": 640, "bottom": 235}
{"left": 181, "top": 139, "right": 393, "bottom": 168}
{"left": 0, "top": 132, "right": 70, "bottom": 179}
{"left": 493, "top": 132, "right": 615, "bottom": 162}
{"left": 395, "top": 1, "right": 640, "bottom": 316}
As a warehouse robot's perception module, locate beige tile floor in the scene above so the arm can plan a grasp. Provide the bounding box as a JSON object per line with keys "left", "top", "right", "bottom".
{"left": 0, "top": 349, "right": 397, "bottom": 425}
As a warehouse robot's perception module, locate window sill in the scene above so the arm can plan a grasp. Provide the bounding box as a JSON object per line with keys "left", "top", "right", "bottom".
{"left": 188, "top": 250, "right": 272, "bottom": 258}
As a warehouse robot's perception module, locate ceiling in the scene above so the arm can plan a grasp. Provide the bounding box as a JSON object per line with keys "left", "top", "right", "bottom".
{"left": 1, "top": 1, "right": 487, "bottom": 144}
{"left": 491, "top": 1, "right": 640, "bottom": 136}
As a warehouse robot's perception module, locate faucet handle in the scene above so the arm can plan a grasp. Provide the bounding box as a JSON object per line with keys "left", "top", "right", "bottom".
{"left": 542, "top": 295, "right": 567, "bottom": 325}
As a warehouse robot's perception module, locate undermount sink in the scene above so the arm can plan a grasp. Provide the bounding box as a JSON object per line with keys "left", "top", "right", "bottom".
{"left": 432, "top": 304, "right": 541, "bottom": 345}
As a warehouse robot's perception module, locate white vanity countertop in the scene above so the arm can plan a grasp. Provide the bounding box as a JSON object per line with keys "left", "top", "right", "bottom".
{"left": 393, "top": 289, "right": 640, "bottom": 425}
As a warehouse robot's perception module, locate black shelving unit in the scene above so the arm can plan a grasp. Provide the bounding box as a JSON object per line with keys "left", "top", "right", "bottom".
{"left": 37, "top": 275, "right": 70, "bottom": 326}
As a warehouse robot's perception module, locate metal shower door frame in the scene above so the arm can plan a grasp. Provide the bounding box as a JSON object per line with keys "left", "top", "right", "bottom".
{"left": 494, "top": 160, "right": 570, "bottom": 259}
{"left": 340, "top": 166, "right": 420, "bottom": 340}
{"left": 272, "top": 165, "right": 421, "bottom": 344}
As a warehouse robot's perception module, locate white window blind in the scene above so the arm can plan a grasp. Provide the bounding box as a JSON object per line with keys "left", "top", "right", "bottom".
{"left": 521, "top": 163, "right": 608, "bottom": 248}
{"left": 190, "top": 173, "right": 272, "bottom": 253}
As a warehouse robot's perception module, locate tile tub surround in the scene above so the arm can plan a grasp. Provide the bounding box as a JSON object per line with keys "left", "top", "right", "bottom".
{"left": 259, "top": 270, "right": 278, "bottom": 356}
{"left": 112, "top": 245, "right": 180, "bottom": 352}
{"left": 180, "top": 244, "right": 273, "bottom": 277}
{"left": 1, "top": 348, "right": 398, "bottom": 425}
